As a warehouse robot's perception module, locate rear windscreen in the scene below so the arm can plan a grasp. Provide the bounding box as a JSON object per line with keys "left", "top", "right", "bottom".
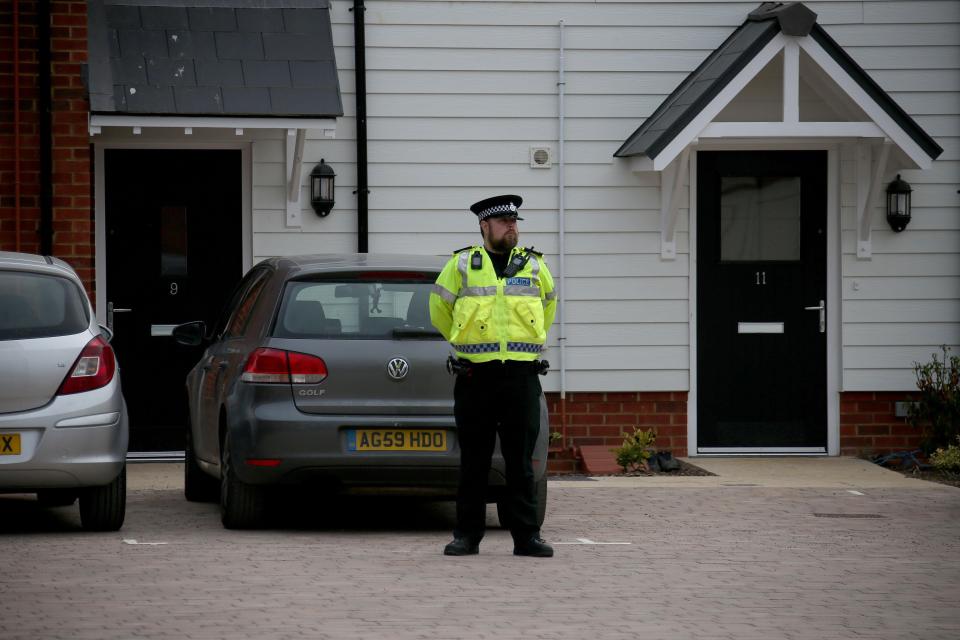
{"left": 274, "top": 273, "right": 440, "bottom": 339}
{"left": 0, "top": 271, "right": 89, "bottom": 341}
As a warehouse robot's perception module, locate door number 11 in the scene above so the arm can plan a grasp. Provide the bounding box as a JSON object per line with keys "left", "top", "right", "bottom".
{"left": 755, "top": 272, "right": 767, "bottom": 285}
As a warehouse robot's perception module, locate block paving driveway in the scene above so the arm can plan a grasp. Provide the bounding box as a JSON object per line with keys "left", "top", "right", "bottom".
{"left": 1, "top": 462, "right": 958, "bottom": 640}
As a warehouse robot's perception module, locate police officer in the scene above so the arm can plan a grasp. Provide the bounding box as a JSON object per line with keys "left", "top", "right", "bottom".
{"left": 429, "top": 194, "right": 557, "bottom": 558}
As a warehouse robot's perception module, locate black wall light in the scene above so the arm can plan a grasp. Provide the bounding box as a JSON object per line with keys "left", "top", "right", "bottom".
{"left": 310, "top": 159, "right": 336, "bottom": 217}
{"left": 886, "top": 174, "right": 912, "bottom": 232}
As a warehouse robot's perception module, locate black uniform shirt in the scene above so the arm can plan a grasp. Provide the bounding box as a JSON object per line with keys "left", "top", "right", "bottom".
{"left": 488, "top": 250, "right": 510, "bottom": 279}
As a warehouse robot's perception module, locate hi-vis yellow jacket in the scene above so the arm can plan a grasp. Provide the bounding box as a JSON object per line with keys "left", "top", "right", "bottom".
{"left": 430, "top": 245, "right": 557, "bottom": 363}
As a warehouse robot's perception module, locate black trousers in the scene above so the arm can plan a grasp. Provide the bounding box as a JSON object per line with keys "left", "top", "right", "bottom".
{"left": 453, "top": 361, "right": 542, "bottom": 544}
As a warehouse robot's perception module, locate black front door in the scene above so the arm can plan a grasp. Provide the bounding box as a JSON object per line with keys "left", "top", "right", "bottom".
{"left": 105, "top": 149, "right": 243, "bottom": 451}
{"left": 697, "top": 151, "right": 827, "bottom": 450}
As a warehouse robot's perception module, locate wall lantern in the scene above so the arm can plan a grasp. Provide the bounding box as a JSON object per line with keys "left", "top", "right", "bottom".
{"left": 886, "top": 174, "right": 912, "bottom": 232}
{"left": 310, "top": 159, "right": 336, "bottom": 217}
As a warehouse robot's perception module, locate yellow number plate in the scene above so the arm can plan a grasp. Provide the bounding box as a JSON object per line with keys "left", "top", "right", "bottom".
{"left": 0, "top": 433, "right": 21, "bottom": 455}
{"left": 348, "top": 429, "right": 447, "bottom": 452}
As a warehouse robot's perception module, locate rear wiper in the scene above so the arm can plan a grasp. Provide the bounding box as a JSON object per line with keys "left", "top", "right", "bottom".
{"left": 392, "top": 327, "right": 442, "bottom": 338}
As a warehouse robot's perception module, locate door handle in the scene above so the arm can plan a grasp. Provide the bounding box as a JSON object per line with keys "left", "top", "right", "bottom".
{"left": 804, "top": 299, "right": 825, "bottom": 334}
{"left": 106, "top": 301, "right": 133, "bottom": 331}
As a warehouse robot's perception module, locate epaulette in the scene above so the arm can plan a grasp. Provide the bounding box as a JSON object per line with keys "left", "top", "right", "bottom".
{"left": 452, "top": 245, "right": 475, "bottom": 255}
{"left": 523, "top": 246, "right": 543, "bottom": 257}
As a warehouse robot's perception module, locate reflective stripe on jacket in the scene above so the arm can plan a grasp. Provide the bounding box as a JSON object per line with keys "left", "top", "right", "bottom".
{"left": 429, "top": 245, "right": 557, "bottom": 363}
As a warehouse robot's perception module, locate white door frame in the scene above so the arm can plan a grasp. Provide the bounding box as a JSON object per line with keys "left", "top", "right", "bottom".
{"left": 93, "top": 140, "right": 253, "bottom": 325}
{"left": 687, "top": 140, "right": 841, "bottom": 456}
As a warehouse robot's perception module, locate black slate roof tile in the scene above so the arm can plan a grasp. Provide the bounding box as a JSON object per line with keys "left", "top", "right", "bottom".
{"left": 216, "top": 32, "right": 264, "bottom": 60}
{"left": 196, "top": 60, "right": 244, "bottom": 87}
{"left": 146, "top": 58, "right": 197, "bottom": 86}
{"left": 118, "top": 29, "right": 168, "bottom": 58}
{"left": 187, "top": 7, "right": 237, "bottom": 32}
{"left": 291, "top": 60, "right": 338, "bottom": 88}
{"left": 110, "top": 56, "right": 148, "bottom": 85}
{"left": 105, "top": 5, "right": 141, "bottom": 29}
{"left": 243, "top": 61, "right": 291, "bottom": 87}
{"left": 140, "top": 6, "right": 189, "bottom": 30}
{"left": 263, "top": 32, "right": 330, "bottom": 61}
{"left": 167, "top": 30, "right": 217, "bottom": 60}
{"left": 270, "top": 87, "right": 341, "bottom": 115}
{"left": 89, "top": 0, "right": 341, "bottom": 117}
{"left": 122, "top": 84, "right": 175, "bottom": 112}
{"left": 174, "top": 87, "right": 224, "bottom": 114}
{"left": 221, "top": 87, "right": 271, "bottom": 113}
{"left": 282, "top": 9, "right": 329, "bottom": 34}
{"left": 237, "top": 9, "right": 285, "bottom": 33}
{"left": 108, "top": 29, "right": 121, "bottom": 58}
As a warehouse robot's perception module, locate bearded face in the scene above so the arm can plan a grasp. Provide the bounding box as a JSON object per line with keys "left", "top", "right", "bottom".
{"left": 481, "top": 217, "right": 519, "bottom": 253}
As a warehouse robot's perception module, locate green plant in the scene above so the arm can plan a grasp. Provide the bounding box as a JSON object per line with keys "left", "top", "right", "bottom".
{"left": 908, "top": 346, "right": 960, "bottom": 453}
{"left": 612, "top": 428, "right": 657, "bottom": 473}
{"left": 930, "top": 436, "right": 960, "bottom": 472}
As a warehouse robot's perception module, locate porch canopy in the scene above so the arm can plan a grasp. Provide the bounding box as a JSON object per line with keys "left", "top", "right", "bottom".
{"left": 86, "top": 0, "right": 343, "bottom": 226}
{"left": 614, "top": 2, "right": 943, "bottom": 259}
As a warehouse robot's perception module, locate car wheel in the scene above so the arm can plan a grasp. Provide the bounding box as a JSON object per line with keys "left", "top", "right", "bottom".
{"left": 36, "top": 489, "right": 77, "bottom": 507}
{"left": 497, "top": 474, "right": 548, "bottom": 529}
{"left": 78, "top": 466, "right": 126, "bottom": 532}
{"left": 184, "top": 422, "right": 219, "bottom": 503}
{"left": 220, "top": 432, "right": 266, "bottom": 529}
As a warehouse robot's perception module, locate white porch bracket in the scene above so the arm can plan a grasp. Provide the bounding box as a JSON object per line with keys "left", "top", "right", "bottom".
{"left": 660, "top": 146, "right": 690, "bottom": 260}
{"left": 856, "top": 139, "right": 892, "bottom": 259}
{"left": 286, "top": 128, "right": 306, "bottom": 228}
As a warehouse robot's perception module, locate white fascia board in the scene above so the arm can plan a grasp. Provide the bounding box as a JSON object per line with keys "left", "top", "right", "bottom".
{"left": 651, "top": 33, "right": 789, "bottom": 171}
{"left": 90, "top": 115, "right": 337, "bottom": 135}
{"left": 700, "top": 122, "right": 885, "bottom": 138}
{"left": 798, "top": 38, "right": 931, "bottom": 170}
{"left": 628, "top": 155, "right": 655, "bottom": 173}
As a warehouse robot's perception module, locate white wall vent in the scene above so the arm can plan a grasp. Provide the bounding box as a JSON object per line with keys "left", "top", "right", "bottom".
{"left": 529, "top": 146, "right": 552, "bottom": 168}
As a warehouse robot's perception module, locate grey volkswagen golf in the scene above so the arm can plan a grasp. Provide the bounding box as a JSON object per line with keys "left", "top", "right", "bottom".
{"left": 174, "top": 254, "right": 549, "bottom": 529}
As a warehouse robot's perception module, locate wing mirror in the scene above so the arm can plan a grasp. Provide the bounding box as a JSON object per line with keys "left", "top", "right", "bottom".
{"left": 172, "top": 321, "right": 207, "bottom": 346}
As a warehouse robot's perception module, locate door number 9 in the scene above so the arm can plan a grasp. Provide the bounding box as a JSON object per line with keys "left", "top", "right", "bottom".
{"left": 169, "top": 282, "right": 179, "bottom": 296}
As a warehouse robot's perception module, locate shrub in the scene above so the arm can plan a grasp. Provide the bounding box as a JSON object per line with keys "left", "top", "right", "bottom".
{"left": 612, "top": 428, "right": 657, "bottom": 473}
{"left": 908, "top": 346, "right": 960, "bottom": 453}
{"left": 930, "top": 436, "right": 960, "bottom": 473}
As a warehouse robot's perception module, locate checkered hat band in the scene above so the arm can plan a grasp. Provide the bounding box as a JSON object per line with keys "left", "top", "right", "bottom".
{"left": 477, "top": 204, "right": 517, "bottom": 220}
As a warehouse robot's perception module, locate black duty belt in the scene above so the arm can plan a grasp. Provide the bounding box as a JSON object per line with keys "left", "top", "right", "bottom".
{"left": 447, "top": 356, "right": 549, "bottom": 377}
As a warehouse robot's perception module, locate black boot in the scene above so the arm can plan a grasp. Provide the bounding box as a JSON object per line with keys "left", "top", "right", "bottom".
{"left": 443, "top": 537, "right": 479, "bottom": 556}
{"left": 513, "top": 535, "right": 554, "bottom": 557}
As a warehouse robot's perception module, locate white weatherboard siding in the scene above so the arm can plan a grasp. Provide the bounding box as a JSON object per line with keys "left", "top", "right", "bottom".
{"left": 245, "top": 0, "right": 960, "bottom": 393}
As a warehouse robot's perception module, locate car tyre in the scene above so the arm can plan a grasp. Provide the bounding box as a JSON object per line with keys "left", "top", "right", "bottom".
{"left": 220, "top": 432, "right": 266, "bottom": 529}
{"left": 184, "top": 423, "right": 219, "bottom": 503}
{"left": 36, "top": 489, "right": 77, "bottom": 507}
{"left": 79, "top": 466, "right": 126, "bottom": 531}
{"left": 497, "top": 474, "right": 548, "bottom": 529}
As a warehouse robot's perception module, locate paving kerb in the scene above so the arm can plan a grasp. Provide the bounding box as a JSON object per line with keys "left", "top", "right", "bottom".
{"left": 3, "top": 459, "right": 957, "bottom": 640}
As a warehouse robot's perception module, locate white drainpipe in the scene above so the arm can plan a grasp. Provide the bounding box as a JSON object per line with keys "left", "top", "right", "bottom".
{"left": 557, "top": 20, "right": 568, "bottom": 445}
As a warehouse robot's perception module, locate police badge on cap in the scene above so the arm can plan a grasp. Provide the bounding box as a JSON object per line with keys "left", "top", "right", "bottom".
{"left": 470, "top": 194, "right": 524, "bottom": 222}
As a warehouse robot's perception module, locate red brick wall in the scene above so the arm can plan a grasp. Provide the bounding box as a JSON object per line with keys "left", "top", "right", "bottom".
{"left": 545, "top": 391, "right": 688, "bottom": 456}
{"left": 839, "top": 391, "right": 922, "bottom": 456}
{"left": 0, "top": 1, "right": 93, "bottom": 300}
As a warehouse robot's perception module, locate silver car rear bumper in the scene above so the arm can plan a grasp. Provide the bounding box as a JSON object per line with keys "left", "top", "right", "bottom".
{"left": 0, "top": 376, "right": 128, "bottom": 490}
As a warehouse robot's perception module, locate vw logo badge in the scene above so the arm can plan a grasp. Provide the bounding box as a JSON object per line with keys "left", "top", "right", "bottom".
{"left": 387, "top": 358, "right": 409, "bottom": 380}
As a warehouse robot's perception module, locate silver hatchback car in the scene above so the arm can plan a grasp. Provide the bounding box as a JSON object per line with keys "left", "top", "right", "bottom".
{"left": 174, "top": 254, "right": 549, "bottom": 529}
{"left": 0, "top": 252, "right": 128, "bottom": 531}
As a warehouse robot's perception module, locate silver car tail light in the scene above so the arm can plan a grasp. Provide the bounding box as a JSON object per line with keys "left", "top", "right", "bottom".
{"left": 241, "top": 348, "right": 328, "bottom": 384}
{"left": 57, "top": 336, "right": 117, "bottom": 395}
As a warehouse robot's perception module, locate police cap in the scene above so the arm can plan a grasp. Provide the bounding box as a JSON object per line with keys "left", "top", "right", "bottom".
{"left": 470, "top": 194, "right": 524, "bottom": 222}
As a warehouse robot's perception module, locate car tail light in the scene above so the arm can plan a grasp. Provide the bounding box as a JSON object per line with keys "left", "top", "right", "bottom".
{"left": 57, "top": 336, "right": 117, "bottom": 395}
{"left": 241, "top": 348, "right": 327, "bottom": 384}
